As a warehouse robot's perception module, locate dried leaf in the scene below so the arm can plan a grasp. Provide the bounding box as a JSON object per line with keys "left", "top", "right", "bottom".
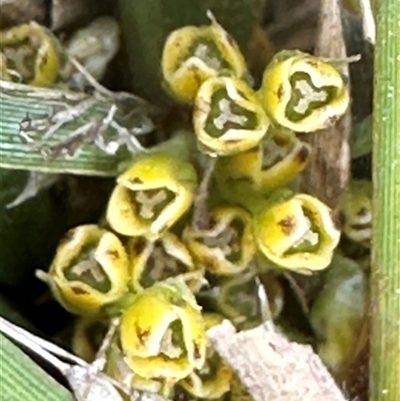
{"left": 207, "top": 320, "right": 347, "bottom": 401}
{"left": 298, "top": 0, "right": 351, "bottom": 209}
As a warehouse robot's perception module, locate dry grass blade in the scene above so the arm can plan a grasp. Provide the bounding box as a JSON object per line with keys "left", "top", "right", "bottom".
{"left": 207, "top": 320, "right": 347, "bottom": 401}
{"left": 298, "top": 0, "right": 351, "bottom": 209}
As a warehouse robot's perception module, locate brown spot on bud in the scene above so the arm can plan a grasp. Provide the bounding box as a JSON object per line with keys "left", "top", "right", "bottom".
{"left": 357, "top": 207, "right": 369, "bottom": 217}
{"left": 136, "top": 325, "right": 151, "bottom": 345}
{"left": 276, "top": 84, "right": 285, "bottom": 100}
{"left": 128, "top": 177, "right": 143, "bottom": 184}
{"left": 193, "top": 342, "right": 202, "bottom": 360}
{"left": 295, "top": 145, "right": 310, "bottom": 164}
{"left": 278, "top": 215, "right": 296, "bottom": 235}
{"left": 106, "top": 249, "right": 120, "bottom": 260}
{"left": 71, "top": 286, "right": 88, "bottom": 295}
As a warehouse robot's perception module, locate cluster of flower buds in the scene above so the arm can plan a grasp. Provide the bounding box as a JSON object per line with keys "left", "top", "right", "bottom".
{"left": 42, "top": 15, "right": 354, "bottom": 400}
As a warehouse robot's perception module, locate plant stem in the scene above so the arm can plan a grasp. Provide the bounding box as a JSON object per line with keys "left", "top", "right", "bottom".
{"left": 370, "top": 1, "right": 400, "bottom": 400}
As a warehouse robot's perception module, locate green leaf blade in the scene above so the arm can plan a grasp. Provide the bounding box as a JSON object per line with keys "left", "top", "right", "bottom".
{"left": 0, "top": 333, "right": 74, "bottom": 401}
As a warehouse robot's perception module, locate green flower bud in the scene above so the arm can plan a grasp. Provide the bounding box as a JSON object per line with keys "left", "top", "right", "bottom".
{"left": 179, "top": 313, "right": 233, "bottom": 399}
{"left": 198, "top": 271, "right": 263, "bottom": 330}
{"left": 258, "top": 50, "right": 349, "bottom": 132}
{"left": 161, "top": 18, "right": 247, "bottom": 104}
{"left": 120, "top": 280, "right": 206, "bottom": 381}
{"left": 106, "top": 152, "right": 197, "bottom": 239}
{"left": 338, "top": 180, "right": 372, "bottom": 247}
{"left": 310, "top": 254, "right": 368, "bottom": 375}
{"left": 0, "top": 22, "right": 60, "bottom": 87}
{"left": 71, "top": 317, "right": 109, "bottom": 362}
{"left": 254, "top": 193, "right": 341, "bottom": 273}
{"left": 216, "top": 127, "right": 311, "bottom": 192}
{"left": 193, "top": 76, "right": 270, "bottom": 156}
{"left": 183, "top": 207, "right": 256, "bottom": 275}
{"left": 41, "top": 225, "right": 129, "bottom": 316}
{"left": 127, "top": 232, "right": 204, "bottom": 292}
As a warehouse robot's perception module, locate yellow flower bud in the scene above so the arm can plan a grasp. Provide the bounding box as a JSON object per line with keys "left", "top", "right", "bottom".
{"left": 161, "top": 19, "right": 247, "bottom": 103}
{"left": 258, "top": 128, "right": 312, "bottom": 191}
{"left": 310, "top": 254, "right": 368, "bottom": 375}
{"left": 258, "top": 50, "right": 349, "bottom": 132}
{"left": 216, "top": 127, "right": 311, "bottom": 192}
{"left": 42, "top": 225, "right": 129, "bottom": 316}
{"left": 183, "top": 207, "right": 256, "bottom": 275}
{"left": 254, "top": 193, "right": 341, "bottom": 273}
{"left": 127, "top": 232, "right": 203, "bottom": 292}
{"left": 120, "top": 280, "right": 206, "bottom": 381}
{"left": 179, "top": 313, "right": 233, "bottom": 399}
{"left": 0, "top": 22, "right": 60, "bottom": 87}
{"left": 106, "top": 152, "right": 197, "bottom": 239}
{"left": 338, "top": 180, "right": 372, "bottom": 247}
{"left": 194, "top": 76, "right": 270, "bottom": 156}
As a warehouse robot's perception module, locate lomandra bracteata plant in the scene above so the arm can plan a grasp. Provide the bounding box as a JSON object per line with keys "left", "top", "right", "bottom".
{"left": 17, "top": 13, "right": 368, "bottom": 400}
